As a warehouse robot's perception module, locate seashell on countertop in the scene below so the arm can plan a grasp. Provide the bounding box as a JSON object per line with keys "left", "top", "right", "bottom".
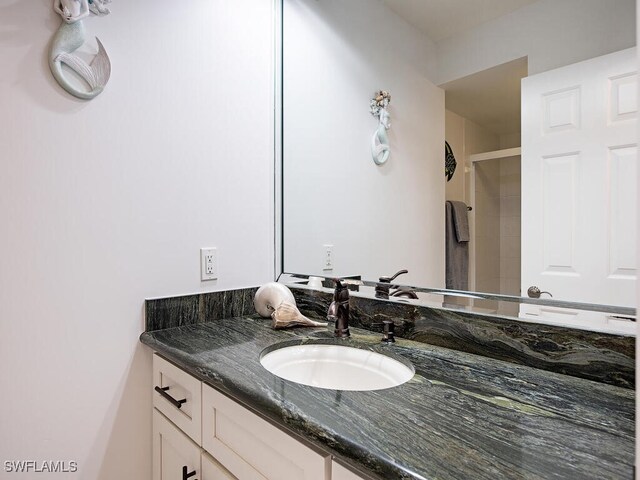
{"left": 271, "top": 301, "right": 328, "bottom": 329}
{"left": 254, "top": 282, "right": 328, "bottom": 329}
{"left": 253, "top": 282, "right": 296, "bottom": 318}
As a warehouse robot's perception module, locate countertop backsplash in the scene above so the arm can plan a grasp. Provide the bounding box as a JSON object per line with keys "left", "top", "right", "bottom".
{"left": 145, "top": 287, "right": 259, "bottom": 331}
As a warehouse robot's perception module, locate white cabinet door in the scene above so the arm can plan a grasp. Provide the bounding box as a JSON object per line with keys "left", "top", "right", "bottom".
{"left": 202, "top": 384, "right": 330, "bottom": 480}
{"left": 332, "top": 461, "right": 369, "bottom": 480}
{"left": 202, "top": 451, "right": 237, "bottom": 480}
{"left": 521, "top": 47, "right": 637, "bottom": 333}
{"left": 153, "top": 409, "right": 201, "bottom": 480}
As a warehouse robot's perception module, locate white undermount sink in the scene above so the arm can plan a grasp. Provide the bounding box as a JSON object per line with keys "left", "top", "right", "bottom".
{"left": 260, "top": 343, "right": 414, "bottom": 391}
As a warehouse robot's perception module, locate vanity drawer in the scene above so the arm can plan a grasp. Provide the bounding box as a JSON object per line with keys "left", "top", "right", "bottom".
{"left": 153, "top": 353, "right": 202, "bottom": 444}
{"left": 202, "top": 384, "right": 330, "bottom": 480}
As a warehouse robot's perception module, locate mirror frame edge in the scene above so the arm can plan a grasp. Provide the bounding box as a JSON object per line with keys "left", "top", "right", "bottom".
{"left": 274, "top": 0, "right": 284, "bottom": 281}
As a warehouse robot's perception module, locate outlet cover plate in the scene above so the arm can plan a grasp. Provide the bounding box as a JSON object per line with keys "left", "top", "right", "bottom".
{"left": 323, "top": 244, "right": 334, "bottom": 271}
{"left": 201, "top": 248, "right": 218, "bottom": 281}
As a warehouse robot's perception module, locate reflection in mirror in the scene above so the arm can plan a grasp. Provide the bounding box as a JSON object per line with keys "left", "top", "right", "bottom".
{"left": 281, "top": 0, "right": 637, "bottom": 334}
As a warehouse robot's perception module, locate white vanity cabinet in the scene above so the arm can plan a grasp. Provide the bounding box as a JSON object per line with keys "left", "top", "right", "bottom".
{"left": 152, "top": 353, "right": 370, "bottom": 480}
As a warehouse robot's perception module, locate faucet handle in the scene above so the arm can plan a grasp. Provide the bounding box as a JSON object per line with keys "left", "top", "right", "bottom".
{"left": 379, "top": 269, "right": 409, "bottom": 283}
{"left": 375, "top": 270, "right": 408, "bottom": 299}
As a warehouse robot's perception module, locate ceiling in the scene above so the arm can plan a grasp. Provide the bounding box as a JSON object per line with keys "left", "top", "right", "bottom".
{"left": 441, "top": 57, "right": 528, "bottom": 136}
{"left": 379, "top": 1, "right": 536, "bottom": 135}
{"left": 381, "top": 0, "right": 538, "bottom": 42}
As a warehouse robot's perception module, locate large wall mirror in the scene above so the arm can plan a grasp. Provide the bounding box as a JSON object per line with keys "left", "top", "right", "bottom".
{"left": 280, "top": 0, "right": 637, "bottom": 334}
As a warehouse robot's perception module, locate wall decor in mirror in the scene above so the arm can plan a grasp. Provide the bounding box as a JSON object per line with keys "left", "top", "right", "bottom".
{"left": 281, "top": 0, "right": 637, "bottom": 334}
{"left": 370, "top": 89, "right": 392, "bottom": 165}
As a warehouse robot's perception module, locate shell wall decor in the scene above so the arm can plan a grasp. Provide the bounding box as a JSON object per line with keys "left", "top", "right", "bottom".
{"left": 50, "top": 0, "right": 112, "bottom": 100}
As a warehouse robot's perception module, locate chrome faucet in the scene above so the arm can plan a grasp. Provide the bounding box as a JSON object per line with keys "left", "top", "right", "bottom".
{"left": 328, "top": 280, "right": 350, "bottom": 338}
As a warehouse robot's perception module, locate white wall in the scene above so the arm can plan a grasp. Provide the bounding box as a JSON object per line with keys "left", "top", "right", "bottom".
{"left": 445, "top": 109, "right": 502, "bottom": 202}
{"left": 0, "top": 1, "right": 274, "bottom": 478}
{"left": 436, "top": 0, "right": 636, "bottom": 84}
{"left": 499, "top": 133, "right": 522, "bottom": 150}
{"left": 446, "top": 111, "right": 501, "bottom": 203}
{"left": 444, "top": 110, "right": 465, "bottom": 203}
{"left": 283, "top": 0, "right": 444, "bottom": 287}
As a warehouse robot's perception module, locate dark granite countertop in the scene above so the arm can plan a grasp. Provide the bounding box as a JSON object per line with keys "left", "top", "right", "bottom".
{"left": 140, "top": 316, "right": 634, "bottom": 480}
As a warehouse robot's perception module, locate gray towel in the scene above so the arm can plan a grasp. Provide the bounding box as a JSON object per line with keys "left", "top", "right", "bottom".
{"left": 445, "top": 201, "right": 469, "bottom": 290}
{"left": 449, "top": 200, "right": 470, "bottom": 242}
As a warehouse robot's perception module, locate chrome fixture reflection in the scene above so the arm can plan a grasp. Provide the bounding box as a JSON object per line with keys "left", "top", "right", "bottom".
{"left": 375, "top": 270, "right": 418, "bottom": 299}
{"left": 527, "top": 286, "right": 553, "bottom": 299}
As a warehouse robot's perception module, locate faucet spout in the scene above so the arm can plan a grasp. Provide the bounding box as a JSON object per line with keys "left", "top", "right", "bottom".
{"left": 328, "top": 280, "right": 350, "bottom": 338}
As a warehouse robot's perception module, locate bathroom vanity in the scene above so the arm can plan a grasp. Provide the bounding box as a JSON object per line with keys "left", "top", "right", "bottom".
{"left": 140, "top": 290, "right": 634, "bottom": 480}
{"left": 151, "top": 353, "right": 337, "bottom": 480}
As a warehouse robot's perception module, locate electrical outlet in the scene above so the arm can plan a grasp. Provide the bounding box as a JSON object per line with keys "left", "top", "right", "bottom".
{"left": 322, "top": 244, "right": 334, "bottom": 271}
{"left": 200, "top": 248, "right": 218, "bottom": 281}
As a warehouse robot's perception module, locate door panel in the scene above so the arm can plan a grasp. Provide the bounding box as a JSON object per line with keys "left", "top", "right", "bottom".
{"left": 153, "top": 409, "right": 201, "bottom": 480}
{"left": 521, "top": 47, "right": 637, "bottom": 333}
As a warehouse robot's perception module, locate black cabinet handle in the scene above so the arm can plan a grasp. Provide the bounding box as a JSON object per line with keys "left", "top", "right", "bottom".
{"left": 182, "top": 466, "right": 197, "bottom": 480}
{"left": 154, "top": 386, "right": 187, "bottom": 409}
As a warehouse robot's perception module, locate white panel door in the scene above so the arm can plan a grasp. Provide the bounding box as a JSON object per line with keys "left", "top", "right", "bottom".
{"left": 202, "top": 451, "right": 238, "bottom": 480}
{"left": 202, "top": 385, "right": 330, "bottom": 480}
{"left": 332, "top": 461, "right": 368, "bottom": 480}
{"left": 153, "top": 409, "right": 201, "bottom": 480}
{"left": 521, "top": 47, "right": 637, "bottom": 333}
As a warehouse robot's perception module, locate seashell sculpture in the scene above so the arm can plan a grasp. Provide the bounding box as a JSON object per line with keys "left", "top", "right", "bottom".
{"left": 271, "top": 301, "right": 328, "bottom": 329}
{"left": 254, "top": 282, "right": 295, "bottom": 317}
{"left": 254, "top": 282, "right": 328, "bottom": 329}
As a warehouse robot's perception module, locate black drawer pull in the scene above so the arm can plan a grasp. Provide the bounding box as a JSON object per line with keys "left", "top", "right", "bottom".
{"left": 154, "top": 386, "right": 187, "bottom": 409}
{"left": 182, "top": 466, "right": 197, "bottom": 480}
